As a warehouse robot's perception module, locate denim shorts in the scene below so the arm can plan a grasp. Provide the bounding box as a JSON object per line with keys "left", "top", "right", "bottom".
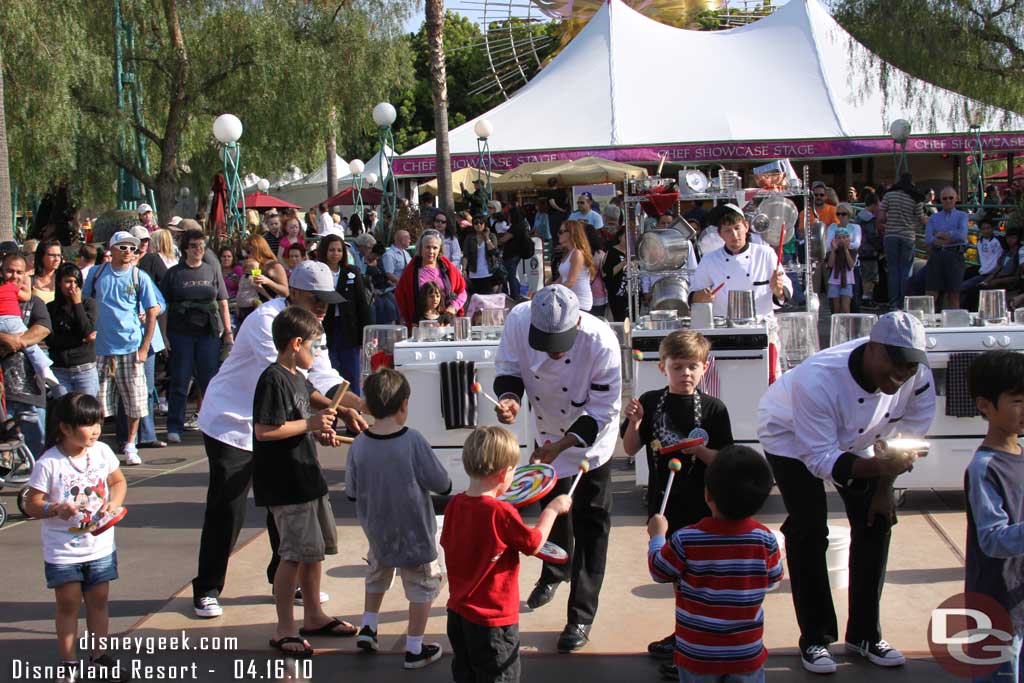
{"left": 828, "top": 283, "right": 853, "bottom": 298}
{"left": 44, "top": 550, "right": 118, "bottom": 590}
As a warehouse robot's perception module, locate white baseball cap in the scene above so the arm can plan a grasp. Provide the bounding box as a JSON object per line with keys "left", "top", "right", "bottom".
{"left": 288, "top": 261, "right": 344, "bottom": 304}
{"left": 109, "top": 231, "right": 140, "bottom": 248}
{"left": 129, "top": 225, "right": 150, "bottom": 240}
{"left": 870, "top": 311, "right": 929, "bottom": 366}
{"left": 529, "top": 285, "right": 580, "bottom": 354}
{"left": 137, "top": 203, "right": 153, "bottom": 215}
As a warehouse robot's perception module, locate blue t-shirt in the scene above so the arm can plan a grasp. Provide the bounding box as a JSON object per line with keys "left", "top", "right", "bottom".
{"left": 84, "top": 264, "right": 162, "bottom": 357}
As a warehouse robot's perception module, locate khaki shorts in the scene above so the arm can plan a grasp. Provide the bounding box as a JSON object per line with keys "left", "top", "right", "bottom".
{"left": 860, "top": 258, "right": 879, "bottom": 285}
{"left": 269, "top": 495, "right": 338, "bottom": 564}
{"left": 365, "top": 549, "right": 442, "bottom": 603}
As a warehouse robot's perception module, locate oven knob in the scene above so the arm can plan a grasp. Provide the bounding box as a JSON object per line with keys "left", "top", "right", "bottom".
{"left": 414, "top": 351, "right": 423, "bottom": 361}
{"left": 926, "top": 337, "right": 937, "bottom": 349}
{"left": 983, "top": 335, "right": 996, "bottom": 348}
{"left": 483, "top": 350, "right": 492, "bottom": 360}
{"left": 999, "top": 335, "right": 1012, "bottom": 347}
{"left": 428, "top": 351, "right": 436, "bottom": 360}
{"left": 456, "top": 351, "right": 464, "bottom": 360}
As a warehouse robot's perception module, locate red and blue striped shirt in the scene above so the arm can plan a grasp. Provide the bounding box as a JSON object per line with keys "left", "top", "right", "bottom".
{"left": 648, "top": 517, "right": 783, "bottom": 674}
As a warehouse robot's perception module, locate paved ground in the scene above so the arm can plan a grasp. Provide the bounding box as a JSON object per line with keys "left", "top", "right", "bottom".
{"left": 0, "top": 413, "right": 965, "bottom": 683}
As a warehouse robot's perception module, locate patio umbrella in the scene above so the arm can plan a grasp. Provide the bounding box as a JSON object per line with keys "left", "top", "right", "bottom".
{"left": 209, "top": 173, "right": 227, "bottom": 235}
{"left": 323, "top": 186, "right": 384, "bottom": 208}
{"left": 530, "top": 156, "right": 647, "bottom": 187}
{"left": 490, "top": 160, "right": 565, "bottom": 192}
{"left": 417, "top": 167, "right": 502, "bottom": 196}
{"left": 239, "top": 191, "right": 301, "bottom": 210}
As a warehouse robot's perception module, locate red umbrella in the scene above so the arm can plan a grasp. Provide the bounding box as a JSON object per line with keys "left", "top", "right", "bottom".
{"left": 238, "top": 191, "right": 301, "bottom": 210}
{"left": 323, "top": 186, "right": 384, "bottom": 208}
{"left": 209, "top": 173, "right": 227, "bottom": 235}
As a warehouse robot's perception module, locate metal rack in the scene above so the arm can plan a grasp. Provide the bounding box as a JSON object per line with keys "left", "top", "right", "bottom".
{"left": 621, "top": 164, "right": 815, "bottom": 322}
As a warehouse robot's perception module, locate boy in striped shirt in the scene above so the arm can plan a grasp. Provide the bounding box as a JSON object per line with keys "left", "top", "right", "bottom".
{"left": 647, "top": 445, "right": 782, "bottom": 683}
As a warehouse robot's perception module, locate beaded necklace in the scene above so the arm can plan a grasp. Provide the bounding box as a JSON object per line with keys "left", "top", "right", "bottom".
{"left": 652, "top": 387, "right": 702, "bottom": 476}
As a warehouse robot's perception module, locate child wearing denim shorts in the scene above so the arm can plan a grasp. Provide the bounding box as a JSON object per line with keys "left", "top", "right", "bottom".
{"left": 25, "top": 392, "right": 128, "bottom": 683}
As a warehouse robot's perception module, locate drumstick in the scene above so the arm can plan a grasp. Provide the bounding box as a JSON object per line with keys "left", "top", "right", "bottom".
{"left": 329, "top": 379, "right": 351, "bottom": 412}
{"left": 334, "top": 435, "right": 354, "bottom": 445}
{"left": 776, "top": 223, "right": 786, "bottom": 264}
{"left": 709, "top": 282, "right": 726, "bottom": 297}
{"left": 658, "top": 438, "right": 705, "bottom": 456}
{"left": 471, "top": 381, "right": 501, "bottom": 407}
{"left": 658, "top": 459, "right": 682, "bottom": 516}
{"left": 567, "top": 460, "right": 590, "bottom": 497}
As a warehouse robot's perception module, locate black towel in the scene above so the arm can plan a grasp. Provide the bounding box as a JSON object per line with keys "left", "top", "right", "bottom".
{"left": 439, "top": 361, "right": 478, "bottom": 429}
{"left": 946, "top": 352, "right": 980, "bottom": 418}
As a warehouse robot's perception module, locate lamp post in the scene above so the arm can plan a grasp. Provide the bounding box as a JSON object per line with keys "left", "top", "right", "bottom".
{"left": 889, "top": 118, "right": 911, "bottom": 178}
{"left": 474, "top": 118, "right": 494, "bottom": 210}
{"left": 213, "top": 113, "right": 245, "bottom": 237}
{"left": 349, "top": 159, "right": 366, "bottom": 222}
{"left": 257, "top": 178, "right": 270, "bottom": 193}
{"left": 968, "top": 111, "right": 985, "bottom": 205}
{"left": 372, "top": 102, "right": 397, "bottom": 242}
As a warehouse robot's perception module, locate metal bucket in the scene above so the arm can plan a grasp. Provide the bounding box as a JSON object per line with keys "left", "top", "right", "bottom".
{"left": 637, "top": 229, "right": 693, "bottom": 271}
{"left": 650, "top": 276, "right": 691, "bottom": 317}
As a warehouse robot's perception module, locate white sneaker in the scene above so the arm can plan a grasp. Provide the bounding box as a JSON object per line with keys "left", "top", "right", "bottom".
{"left": 166, "top": 432, "right": 181, "bottom": 444}
{"left": 801, "top": 644, "right": 837, "bottom": 674}
{"left": 156, "top": 399, "right": 168, "bottom": 415}
{"left": 193, "top": 596, "right": 223, "bottom": 618}
{"left": 845, "top": 639, "right": 905, "bottom": 667}
{"left": 183, "top": 414, "right": 199, "bottom": 431}
{"left": 124, "top": 450, "right": 142, "bottom": 466}
{"left": 292, "top": 588, "right": 329, "bottom": 606}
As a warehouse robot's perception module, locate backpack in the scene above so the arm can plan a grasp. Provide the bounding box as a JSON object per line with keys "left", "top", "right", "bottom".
{"left": 83, "top": 263, "right": 141, "bottom": 301}
{"left": 517, "top": 222, "right": 535, "bottom": 259}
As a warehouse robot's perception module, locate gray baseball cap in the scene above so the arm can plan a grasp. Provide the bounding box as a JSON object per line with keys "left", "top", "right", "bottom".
{"left": 529, "top": 285, "right": 580, "bottom": 354}
{"left": 288, "top": 261, "right": 344, "bottom": 304}
{"left": 870, "top": 311, "right": 928, "bottom": 366}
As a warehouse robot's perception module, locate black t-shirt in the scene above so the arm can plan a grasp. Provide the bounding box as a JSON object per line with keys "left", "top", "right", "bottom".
{"left": 252, "top": 363, "right": 327, "bottom": 506}
{"left": 603, "top": 246, "right": 628, "bottom": 302}
{"left": 621, "top": 389, "right": 733, "bottom": 530}
{"left": 160, "top": 261, "right": 227, "bottom": 336}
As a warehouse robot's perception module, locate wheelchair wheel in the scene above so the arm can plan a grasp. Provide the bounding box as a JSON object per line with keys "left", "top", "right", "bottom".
{"left": 17, "top": 486, "right": 30, "bottom": 517}
{"left": 0, "top": 502, "right": 7, "bottom": 529}
{"left": 5, "top": 445, "right": 35, "bottom": 485}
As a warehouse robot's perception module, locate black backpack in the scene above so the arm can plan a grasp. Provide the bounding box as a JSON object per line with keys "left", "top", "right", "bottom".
{"left": 517, "top": 221, "right": 535, "bottom": 259}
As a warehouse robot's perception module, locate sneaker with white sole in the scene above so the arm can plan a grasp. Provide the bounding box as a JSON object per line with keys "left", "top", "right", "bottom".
{"left": 293, "top": 588, "right": 329, "bottom": 606}
{"left": 184, "top": 414, "right": 199, "bottom": 431}
{"left": 404, "top": 643, "right": 442, "bottom": 669}
{"left": 193, "top": 596, "right": 223, "bottom": 618}
{"left": 845, "top": 639, "right": 905, "bottom": 667}
{"left": 356, "top": 625, "right": 378, "bottom": 652}
{"left": 166, "top": 432, "right": 181, "bottom": 444}
{"left": 123, "top": 451, "right": 142, "bottom": 466}
{"left": 801, "top": 644, "right": 837, "bottom": 674}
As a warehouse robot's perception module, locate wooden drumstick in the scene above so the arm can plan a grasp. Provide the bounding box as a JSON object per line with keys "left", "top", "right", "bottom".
{"left": 658, "top": 458, "right": 682, "bottom": 516}
{"left": 329, "top": 379, "right": 351, "bottom": 411}
{"left": 709, "top": 282, "right": 726, "bottom": 297}
{"left": 567, "top": 459, "right": 590, "bottom": 497}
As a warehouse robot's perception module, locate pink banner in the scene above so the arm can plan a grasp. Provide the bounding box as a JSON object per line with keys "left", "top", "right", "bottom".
{"left": 393, "top": 132, "right": 1024, "bottom": 177}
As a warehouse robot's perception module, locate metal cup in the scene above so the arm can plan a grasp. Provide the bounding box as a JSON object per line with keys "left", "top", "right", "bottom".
{"left": 726, "top": 289, "right": 755, "bottom": 325}
{"left": 690, "top": 302, "right": 714, "bottom": 329}
{"left": 904, "top": 296, "right": 935, "bottom": 316}
{"left": 454, "top": 317, "right": 472, "bottom": 341}
{"left": 418, "top": 319, "right": 441, "bottom": 342}
{"left": 1015, "top": 308, "right": 1024, "bottom": 325}
{"left": 829, "top": 313, "right": 878, "bottom": 347}
{"left": 979, "top": 289, "right": 1007, "bottom": 324}
{"left": 776, "top": 312, "right": 819, "bottom": 369}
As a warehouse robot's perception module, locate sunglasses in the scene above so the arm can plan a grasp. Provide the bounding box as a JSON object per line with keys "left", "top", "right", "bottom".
{"left": 836, "top": 212, "right": 849, "bottom": 216}
{"left": 941, "top": 196, "right": 956, "bottom": 200}
{"left": 114, "top": 244, "right": 138, "bottom": 253}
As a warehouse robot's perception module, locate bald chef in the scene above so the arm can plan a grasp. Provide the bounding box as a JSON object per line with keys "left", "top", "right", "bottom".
{"left": 757, "top": 312, "right": 935, "bottom": 675}
{"left": 691, "top": 203, "right": 792, "bottom": 317}
{"left": 493, "top": 284, "right": 621, "bottom": 654}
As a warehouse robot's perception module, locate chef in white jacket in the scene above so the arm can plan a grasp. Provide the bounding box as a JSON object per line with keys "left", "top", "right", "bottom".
{"left": 691, "top": 203, "right": 792, "bottom": 318}
{"left": 757, "top": 312, "right": 935, "bottom": 674}
{"left": 191, "top": 261, "right": 367, "bottom": 619}
{"left": 493, "top": 284, "right": 621, "bottom": 653}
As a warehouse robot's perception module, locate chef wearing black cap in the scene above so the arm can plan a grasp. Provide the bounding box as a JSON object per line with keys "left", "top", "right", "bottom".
{"left": 757, "top": 311, "right": 936, "bottom": 674}
{"left": 493, "top": 284, "right": 622, "bottom": 653}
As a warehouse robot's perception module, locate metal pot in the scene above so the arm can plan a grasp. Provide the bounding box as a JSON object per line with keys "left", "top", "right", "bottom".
{"left": 806, "top": 220, "right": 827, "bottom": 261}
{"left": 650, "top": 276, "right": 691, "bottom": 317}
{"left": 638, "top": 229, "right": 693, "bottom": 271}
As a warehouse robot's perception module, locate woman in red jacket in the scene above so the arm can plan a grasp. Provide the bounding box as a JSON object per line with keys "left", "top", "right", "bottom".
{"left": 396, "top": 229, "right": 467, "bottom": 329}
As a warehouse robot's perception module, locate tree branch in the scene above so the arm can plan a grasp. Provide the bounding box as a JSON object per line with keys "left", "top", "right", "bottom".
{"left": 195, "top": 51, "right": 257, "bottom": 94}
{"left": 75, "top": 96, "right": 165, "bottom": 147}
{"left": 125, "top": 54, "right": 174, "bottom": 80}
{"left": 92, "top": 143, "right": 157, "bottom": 190}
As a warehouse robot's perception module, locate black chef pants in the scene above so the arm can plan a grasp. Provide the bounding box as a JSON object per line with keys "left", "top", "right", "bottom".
{"left": 766, "top": 453, "right": 893, "bottom": 650}
{"left": 537, "top": 460, "right": 612, "bottom": 626}
{"left": 192, "top": 433, "right": 282, "bottom": 599}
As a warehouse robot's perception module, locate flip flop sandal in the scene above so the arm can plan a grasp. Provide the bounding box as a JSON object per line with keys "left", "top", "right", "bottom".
{"left": 299, "top": 618, "right": 357, "bottom": 637}
{"left": 269, "top": 636, "right": 313, "bottom": 658}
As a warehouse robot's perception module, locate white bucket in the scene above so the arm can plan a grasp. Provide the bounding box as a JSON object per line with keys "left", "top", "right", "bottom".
{"left": 826, "top": 525, "right": 851, "bottom": 590}
{"left": 435, "top": 515, "right": 447, "bottom": 576}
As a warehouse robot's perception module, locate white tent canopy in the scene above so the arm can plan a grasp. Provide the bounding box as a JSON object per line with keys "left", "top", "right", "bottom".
{"left": 273, "top": 154, "right": 350, "bottom": 208}
{"left": 337, "top": 145, "right": 395, "bottom": 189}
{"left": 396, "top": 0, "right": 1024, "bottom": 175}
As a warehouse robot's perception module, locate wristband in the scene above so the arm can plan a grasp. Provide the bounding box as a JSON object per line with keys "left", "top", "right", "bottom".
{"left": 43, "top": 502, "right": 50, "bottom": 518}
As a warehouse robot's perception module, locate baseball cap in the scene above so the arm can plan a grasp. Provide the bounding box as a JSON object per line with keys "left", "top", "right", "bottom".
{"left": 288, "top": 261, "right": 344, "bottom": 304}
{"left": 486, "top": 200, "right": 502, "bottom": 214}
{"left": 0, "top": 240, "right": 20, "bottom": 255}
{"left": 529, "top": 285, "right": 581, "bottom": 354}
{"left": 137, "top": 203, "right": 153, "bottom": 215}
{"left": 109, "top": 231, "right": 140, "bottom": 248}
{"left": 811, "top": 181, "right": 827, "bottom": 190}
{"left": 166, "top": 216, "right": 183, "bottom": 230}
{"left": 129, "top": 225, "right": 151, "bottom": 240}
{"left": 869, "top": 311, "right": 929, "bottom": 366}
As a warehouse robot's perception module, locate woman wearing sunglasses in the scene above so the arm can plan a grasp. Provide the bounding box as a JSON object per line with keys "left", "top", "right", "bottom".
{"left": 825, "top": 203, "right": 861, "bottom": 314}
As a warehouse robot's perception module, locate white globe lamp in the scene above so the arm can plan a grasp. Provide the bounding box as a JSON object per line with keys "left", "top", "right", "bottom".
{"left": 889, "top": 119, "right": 911, "bottom": 144}
{"left": 257, "top": 178, "right": 270, "bottom": 193}
{"left": 365, "top": 172, "right": 379, "bottom": 186}
{"left": 212, "top": 114, "right": 243, "bottom": 144}
{"left": 349, "top": 159, "right": 365, "bottom": 175}
{"left": 372, "top": 102, "right": 397, "bottom": 128}
{"left": 474, "top": 118, "right": 494, "bottom": 140}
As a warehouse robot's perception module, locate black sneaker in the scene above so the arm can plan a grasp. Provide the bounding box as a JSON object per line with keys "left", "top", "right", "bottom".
{"left": 845, "top": 639, "right": 905, "bottom": 667}
{"left": 801, "top": 644, "right": 837, "bottom": 674}
{"left": 403, "top": 643, "right": 442, "bottom": 669}
{"left": 88, "top": 654, "right": 129, "bottom": 682}
{"left": 657, "top": 662, "right": 678, "bottom": 681}
{"left": 647, "top": 633, "right": 675, "bottom": 660}
{"left": 356, "top": 625, "right": 378, "bottom": 652}
{"left": 193, "top": 595, "right": 222, "bottom": 618}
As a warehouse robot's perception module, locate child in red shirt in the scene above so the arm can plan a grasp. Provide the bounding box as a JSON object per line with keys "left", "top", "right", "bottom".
{"left": 441, "top": 427, "right": 571, "bottom": 683}
{"left": 0, "top": 267, "right": 58, "bottom": 388}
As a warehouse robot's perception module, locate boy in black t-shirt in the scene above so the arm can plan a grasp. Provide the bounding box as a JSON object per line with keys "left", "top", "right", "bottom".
{"left": 253, "top": 306, "right": 353, "bottom": 658}
{"left": 621, "top": 329, "right": 734, "bottom": 668}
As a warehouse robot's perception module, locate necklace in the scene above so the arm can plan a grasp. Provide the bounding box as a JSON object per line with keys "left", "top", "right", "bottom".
{"left": 63, "top": 447, "right": 90, "bottom": 475}
{"left": 652, "top": 388, "right": 701, "bottom": 476}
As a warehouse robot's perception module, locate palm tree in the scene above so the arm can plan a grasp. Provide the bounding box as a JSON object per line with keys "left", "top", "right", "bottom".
{"left": 0, "top": 55, "right": 13, "bottom": 241}
{"left": 425, "top": 0, "right": 453, "bottom": 214}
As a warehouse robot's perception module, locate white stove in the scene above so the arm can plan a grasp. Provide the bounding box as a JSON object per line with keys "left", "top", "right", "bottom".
{"left": 393, "top": 338, "right": 532, "bottom": 493}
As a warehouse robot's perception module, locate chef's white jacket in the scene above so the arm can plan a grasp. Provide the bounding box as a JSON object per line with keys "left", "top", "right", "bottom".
{"left": 494, "top": 302, "right": 622, "bottom": 479}
{"left": 197, "top": 297, "right": 345, "bottom": 451}
{"left": 691, "top": 241, "right": 792, "bottom": 317}
{"left": 757, "top": 339, "right": 936, "bottom": 483}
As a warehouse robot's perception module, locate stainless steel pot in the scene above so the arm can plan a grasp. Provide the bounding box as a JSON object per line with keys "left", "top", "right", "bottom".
{"left": 806, "top": 220, "right": 827, "bottom": 261}
{"left": 650, "top": 276, "right": 691, "bottom": 316}
{"left": 638, "top": 229, "right": 693, "bottom": 271}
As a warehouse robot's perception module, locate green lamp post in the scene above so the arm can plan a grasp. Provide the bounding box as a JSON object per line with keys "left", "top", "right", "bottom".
{"left": 372, "top": 102, "right": 398, "bottom": 243}
{"left": 213, "top": 113, "right": 245, "bottom": 237}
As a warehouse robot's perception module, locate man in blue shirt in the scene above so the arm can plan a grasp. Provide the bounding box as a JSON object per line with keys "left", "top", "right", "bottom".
{"left": 84, "top": 231, "right": 162, "bottom": 465}
{"left": 569, "top": 193, "right": 603, "bottom": 230}
{"left": 924, "top": 186, "right": 969, "bottom": 310}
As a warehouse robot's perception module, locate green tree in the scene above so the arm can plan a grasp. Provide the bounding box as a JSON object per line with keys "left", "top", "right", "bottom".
{"left": 832, "top": 0, "right": 1024, "bottom": 115}
{"left": 0, "top": 0, "right": 415, "bottom": 220}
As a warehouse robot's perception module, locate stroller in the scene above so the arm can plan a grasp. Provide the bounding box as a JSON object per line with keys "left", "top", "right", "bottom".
{"left": 0, "top": 367, "right": 38, "bottom": 528}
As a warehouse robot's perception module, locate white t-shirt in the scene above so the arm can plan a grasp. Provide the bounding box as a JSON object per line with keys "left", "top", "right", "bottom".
{"left": 977, "top": 235, "right": 1004, "bottom": 276}
{"left": 28, "top": 442, "right": 121, "bottom": 564}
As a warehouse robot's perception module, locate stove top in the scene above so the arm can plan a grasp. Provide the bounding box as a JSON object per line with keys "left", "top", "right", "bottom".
{"left": 922, "top": 323, "right": 1024, "bottom": 352}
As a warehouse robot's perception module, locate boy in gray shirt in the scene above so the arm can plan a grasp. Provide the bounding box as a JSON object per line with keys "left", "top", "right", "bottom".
{"left": 345, "top": 368, "right": 452, "bottom": 670}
